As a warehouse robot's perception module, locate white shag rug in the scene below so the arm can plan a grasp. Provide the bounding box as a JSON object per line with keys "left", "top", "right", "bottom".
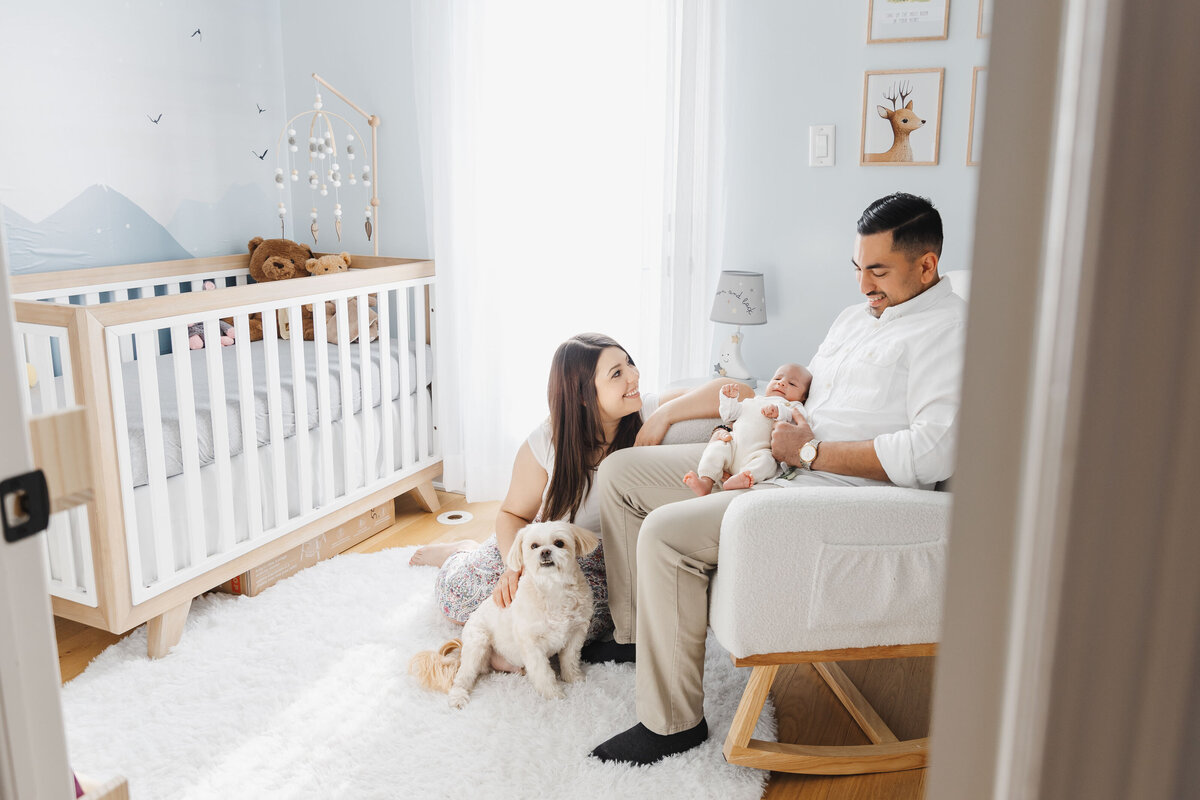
{"left": 62, "top": 547, "right": 775, "bottom": 800}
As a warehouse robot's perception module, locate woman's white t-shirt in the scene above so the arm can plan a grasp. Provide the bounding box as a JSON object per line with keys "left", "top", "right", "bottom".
{"left": 525, "top": 393, "right": 659, "bottom": 535}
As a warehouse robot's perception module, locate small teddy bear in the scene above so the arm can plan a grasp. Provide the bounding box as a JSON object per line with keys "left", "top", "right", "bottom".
{"left": 305, "top": 251, "right": 352, "bottom": 275}
{"left": 187, "top": 280, "right": 235, "bottom": 349}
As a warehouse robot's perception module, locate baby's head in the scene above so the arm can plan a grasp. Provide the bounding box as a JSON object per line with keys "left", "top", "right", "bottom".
{"left": 765, "top": 363, "right": 812, "bottom": 402}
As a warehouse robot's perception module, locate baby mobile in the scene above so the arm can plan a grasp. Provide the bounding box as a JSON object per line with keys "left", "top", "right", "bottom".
{"left": 273, "top": 73, "right": 381, "bottom": 255}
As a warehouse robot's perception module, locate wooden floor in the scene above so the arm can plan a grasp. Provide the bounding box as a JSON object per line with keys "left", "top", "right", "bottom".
{"left": 55, "top": 489, "right": 931, "bottom": 800}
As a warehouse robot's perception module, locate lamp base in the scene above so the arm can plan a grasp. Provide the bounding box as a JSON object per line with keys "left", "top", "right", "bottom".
{"left": 715, "top": 330, "right": 754, "bottom": 382}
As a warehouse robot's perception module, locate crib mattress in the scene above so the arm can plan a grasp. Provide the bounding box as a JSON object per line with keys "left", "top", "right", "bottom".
{"left": 111, "top": 339, "right": 433, "bottom": 489}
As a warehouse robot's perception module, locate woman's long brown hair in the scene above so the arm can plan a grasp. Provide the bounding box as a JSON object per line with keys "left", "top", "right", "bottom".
{"left": 541, "top": 333, "right": 643, "bottom": 524}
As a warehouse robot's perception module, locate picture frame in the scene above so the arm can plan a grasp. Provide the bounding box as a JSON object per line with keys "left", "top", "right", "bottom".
{"left": 860, "top": 68, "right": 944, "bottom": 166}
{"left": 867, "top": 0, "right": 950, "bottom": 44}
{"left": 967, "top": 66, "right": 987, "bottom": 166}
{"left": 977, "top": 0, "right": 993, "bottom": 38}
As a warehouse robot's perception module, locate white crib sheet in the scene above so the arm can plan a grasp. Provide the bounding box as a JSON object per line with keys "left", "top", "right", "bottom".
{"left": 113, "top": 338, "right": 433, "bottom": 489}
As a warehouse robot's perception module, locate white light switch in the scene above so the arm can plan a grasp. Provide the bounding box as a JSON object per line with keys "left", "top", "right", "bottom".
{"left": 809, "top": 124, "right": 835, "bottom": 167}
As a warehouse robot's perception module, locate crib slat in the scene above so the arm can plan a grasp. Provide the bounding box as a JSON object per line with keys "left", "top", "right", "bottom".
{"left": 204, "top": 319, "right": 236, "bottom": 553}
{"left": 71, "top": 505, "right": 94, "bottom": 598}
{"left": 357, "top": 293, "right": 375, "bottom": 484}
{"left": 53, "top": 296, "right": 69, "bottom": 305}
{"left": 115, "top": 290, "right": 135, "bottom": 362}
{"left": 105, "top": 333, "right": 144, "bottom": 595}
{"left": 396, "top": 288, "right": 414, "bottom": 469}
{"left": 428, "top": 282, "right": 439, "bottom": 455}
{"left": 135, "top": 328, "right": 175, "bottom": 584}
{"left": 57, "top": 330, "right": 77, "bottom": 407}
{"left": 169, "top": 326, "right": 207, "bottom": 567}
{"left": 415, "top": 287, "right": 431, "bottom": 460}
{"left": 288, "top": 305, "right": 312, "bottom": 515}
{"left": 235, "top": 274, "right": 248, "bottom": 287}
{"left": 376, "top": 290, "right": 395, "bottom": 475}
{"left": 47, "top": 514, "right": 77, "bottom": 589}
{"left": 27, "top": 333, "right": 56, "bottom": 415}
{"left": 312, "top": 302, "right": 334, "bottom": 506}
{"left": 84, "top": 292, "right": 100, "bottom": 307}
{"left": 262, "top": 311, "right": 289, "bottom": 527}
{"left": 233, "top": 314, "right": 264, "bottom": 539}
{"left": 335, "top": 297, "right": 354, "bottom": 495}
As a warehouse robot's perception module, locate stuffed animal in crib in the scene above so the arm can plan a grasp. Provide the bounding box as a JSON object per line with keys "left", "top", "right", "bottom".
{"left": 305, "top": 252, "right": 352, "bottom": 275}
{"left": 301, "top": 296, "right": 379, "bottom": 343}
{"left": 247, "top": 236, "right": 314, "bottom": 283}
{"left": 246, "top": 236, "right": 315, "bottom": 341}
{"left": 188, "top": 280, "right": 235, "bottom": 349}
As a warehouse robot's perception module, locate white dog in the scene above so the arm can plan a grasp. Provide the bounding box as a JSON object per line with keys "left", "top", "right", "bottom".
{"left": 409, "top": 521, "right": 598, "bottom": 708}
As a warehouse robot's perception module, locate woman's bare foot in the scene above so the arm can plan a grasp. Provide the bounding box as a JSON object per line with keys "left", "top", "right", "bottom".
{"left": 409, "top": 539, "right": 478, "bottom": 567}
{"left": 490, "top": 651, "right": 524, "bottom": 674}
{"left": 722, "top": 470, "right": 755, "bottom": 491}
{"left": 682, "top": 471, "right": 715, "bottom": 497}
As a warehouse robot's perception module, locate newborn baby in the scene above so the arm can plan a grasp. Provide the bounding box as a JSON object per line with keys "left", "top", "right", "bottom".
{"left": 683, "top": 363, "right": 812, "bottom": 495}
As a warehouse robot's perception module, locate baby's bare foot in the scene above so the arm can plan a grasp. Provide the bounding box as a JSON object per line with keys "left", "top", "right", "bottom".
{"left": 683, "top": 471, "right": 714, "bottom": 497}
{"left": 490, "top": 652, "right": 524, "bottom": 674}
{"left": 409, "top": 539, "right": 478, "bottom": 567}
{"left": 722, "top": 470, "right": 755, "bottom": 491}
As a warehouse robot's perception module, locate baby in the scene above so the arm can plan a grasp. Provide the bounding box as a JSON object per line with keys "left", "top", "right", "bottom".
{"left": 683, "top": 363, "right": 813, "bottom": 496}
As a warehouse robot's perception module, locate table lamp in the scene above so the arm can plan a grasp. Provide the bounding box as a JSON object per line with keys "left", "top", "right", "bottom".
{"left": 710, "top": 270, "right": 767, "bottom": 381}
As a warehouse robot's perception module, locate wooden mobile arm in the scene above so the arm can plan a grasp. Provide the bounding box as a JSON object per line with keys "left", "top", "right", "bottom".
{"left": 312, "top": 73, "right": 380, "bottom": 256}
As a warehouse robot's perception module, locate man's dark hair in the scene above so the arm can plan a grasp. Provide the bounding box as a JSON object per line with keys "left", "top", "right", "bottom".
{"left": 856, "top": 192, "right": 943, "bottom": 259}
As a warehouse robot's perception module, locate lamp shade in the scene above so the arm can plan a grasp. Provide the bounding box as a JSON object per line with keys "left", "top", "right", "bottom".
{"left": 710, "top": 270, "right": 767, "bottom": 325}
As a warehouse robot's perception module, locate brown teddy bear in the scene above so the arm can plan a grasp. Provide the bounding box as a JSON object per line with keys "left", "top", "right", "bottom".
{"left": 244, "top": 237, "right": 313, "bottom": 340}
{"left": 248, "top": 237, "right": 313, "bottom": 282}
{"left": 305, "top": 252, "right": 352, "bottom": 275}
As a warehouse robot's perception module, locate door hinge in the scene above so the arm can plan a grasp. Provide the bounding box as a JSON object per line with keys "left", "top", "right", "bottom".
{"left": 1, "top": 469, "right": 51, "bottom": 544}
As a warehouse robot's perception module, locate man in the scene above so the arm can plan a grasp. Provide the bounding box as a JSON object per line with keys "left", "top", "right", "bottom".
{"left": 588, "top": 192, "right": 968, "bottom": 765}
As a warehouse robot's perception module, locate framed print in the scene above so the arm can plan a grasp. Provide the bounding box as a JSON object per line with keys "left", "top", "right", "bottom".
{"left": 868, "top": 0, "right": 950, "bottom": 44}
{"left": 860, "top": 68, "right": 944, "bottom": 166}
{"left": 967, "top": 66, "right": 987, "bottom": 165}
{"left": 977, "top": 0, "right": 994, "bottom": 38}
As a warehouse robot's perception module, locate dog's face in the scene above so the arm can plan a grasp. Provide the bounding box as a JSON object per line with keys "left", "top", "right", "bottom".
{"left": 505, "top": 521, "right": 599, "bottom": 575}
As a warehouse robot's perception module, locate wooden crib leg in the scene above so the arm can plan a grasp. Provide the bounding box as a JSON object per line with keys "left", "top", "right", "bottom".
{"left": 146, "top": 598, "right": 192, "bottom": 659}
{"left": 411, "top": 479, "right": 440, "bottom": 513}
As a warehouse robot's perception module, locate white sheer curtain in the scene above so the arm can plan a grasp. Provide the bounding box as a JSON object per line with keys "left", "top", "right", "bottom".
{"left": 413, "top": 0, "right": 724, "bottom": 501}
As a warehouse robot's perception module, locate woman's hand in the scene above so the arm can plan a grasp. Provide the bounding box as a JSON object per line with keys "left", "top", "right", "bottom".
{"left": 635, "top": 409, "right": 672, "bottom": 446}
{"left": 492, "top": 568, "right": 522, "bottom": 608}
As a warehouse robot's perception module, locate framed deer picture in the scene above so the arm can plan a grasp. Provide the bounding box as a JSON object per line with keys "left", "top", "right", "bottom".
{"left": 867, "top": 0, "right": 950, "bottom": 44}
{"left": 859, "top": 68, "right": 944, "bottom": 167}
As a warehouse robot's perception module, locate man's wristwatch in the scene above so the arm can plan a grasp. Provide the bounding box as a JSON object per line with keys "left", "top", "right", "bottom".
{"left": 798, "top": 439, "right": 821, "bottom": 470}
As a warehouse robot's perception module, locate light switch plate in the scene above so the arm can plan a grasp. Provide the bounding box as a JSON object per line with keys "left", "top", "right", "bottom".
{"left": 809, "top": 124, "right": 835, "bottom": 167}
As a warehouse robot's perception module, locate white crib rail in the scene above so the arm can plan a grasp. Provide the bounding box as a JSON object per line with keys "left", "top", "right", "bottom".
{"left": 15, "top": 320, "right": 97, "bottom": 607}
{"left": 90, "top": 269, "right": 438, "bottom": 604}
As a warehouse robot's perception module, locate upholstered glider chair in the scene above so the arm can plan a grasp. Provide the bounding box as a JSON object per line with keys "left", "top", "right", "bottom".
{"left": 710, "top": 486, "right": 950, "bottom": 774}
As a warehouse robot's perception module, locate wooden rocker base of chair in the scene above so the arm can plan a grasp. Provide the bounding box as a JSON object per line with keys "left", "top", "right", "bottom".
{"left": 723, "top": 643, "right": 936, "bottom": 775}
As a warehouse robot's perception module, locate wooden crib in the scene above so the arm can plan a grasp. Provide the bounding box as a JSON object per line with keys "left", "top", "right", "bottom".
{"left": 12, "top": 254, "right": 442, "bottom": 657}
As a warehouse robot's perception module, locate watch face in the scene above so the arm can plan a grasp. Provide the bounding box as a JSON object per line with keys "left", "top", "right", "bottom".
{"left": 800, "top": 442, "right": 817, "bottom": 463}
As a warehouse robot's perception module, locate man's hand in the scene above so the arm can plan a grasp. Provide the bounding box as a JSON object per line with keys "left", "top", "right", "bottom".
{"left": 492, "top": 568, "right": 522, "bottom": 608}
{"left": 762, "top": 405, "right": 779, "bottom": 419}
{"left": 721, "top": 383, "right": 741, "bottom": 399}
{"left": 771, "top": 416, "right": 815, "bottom": 467}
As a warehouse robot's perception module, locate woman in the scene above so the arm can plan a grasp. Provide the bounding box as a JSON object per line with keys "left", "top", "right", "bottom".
{"left": 410, "top": 332, "right": 743, "bottom": 657}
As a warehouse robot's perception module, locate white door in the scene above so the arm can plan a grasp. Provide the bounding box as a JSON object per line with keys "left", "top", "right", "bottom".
{"left": 0, "top": 217, "right": 73, "bottom": 798}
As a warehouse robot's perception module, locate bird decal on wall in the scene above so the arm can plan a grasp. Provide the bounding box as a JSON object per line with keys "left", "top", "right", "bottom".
{"left": 191, "top": 28, "right": 201, "bottom": 42}
{"left": 252, "top": 149, "right": 268, "bottom": 160}
{"left": 257, "top": 104, "right": 266, "bottom": 114}
{"left": 147, "top": 113, "right": 163, "bottom": 124}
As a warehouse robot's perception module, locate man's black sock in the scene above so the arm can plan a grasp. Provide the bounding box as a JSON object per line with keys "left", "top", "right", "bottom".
{"left": 589, "top": 720, "right": 708, "bottom": 765}
{"left": 580, "top": 639, "right": 636, "bottom": 664}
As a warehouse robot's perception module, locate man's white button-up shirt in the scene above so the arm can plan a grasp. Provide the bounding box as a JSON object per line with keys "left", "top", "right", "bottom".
{"left": 801, "top": 276, "right": 967, "bottom": 490}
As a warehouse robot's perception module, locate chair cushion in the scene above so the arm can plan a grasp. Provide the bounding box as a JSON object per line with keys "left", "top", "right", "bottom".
{"left": 709, "top": 486, "right": 951, "bottom": 658}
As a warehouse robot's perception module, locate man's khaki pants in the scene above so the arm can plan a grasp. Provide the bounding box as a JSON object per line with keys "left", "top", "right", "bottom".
{"left": 598, "top": 442, "right": 782, "bottom": 735}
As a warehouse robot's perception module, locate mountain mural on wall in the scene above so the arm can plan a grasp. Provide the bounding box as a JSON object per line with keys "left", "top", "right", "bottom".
{"left": 165, "top": 182, "right": 278, "bottom": 258}
{"left": 1, "top": 184, "right": 193, "bottom": 273}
